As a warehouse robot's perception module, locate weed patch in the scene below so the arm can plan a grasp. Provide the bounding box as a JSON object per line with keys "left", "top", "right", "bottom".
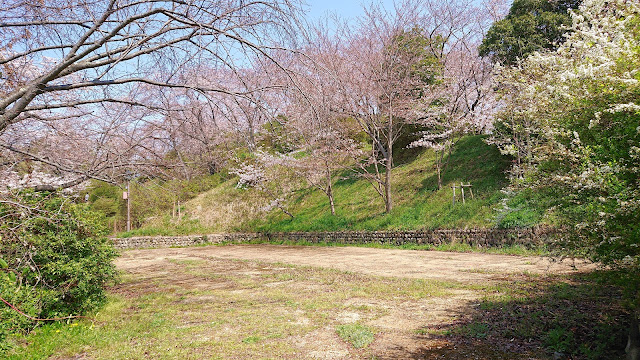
{"left": 336, "top": 323, "right": 375, "bottom": 349}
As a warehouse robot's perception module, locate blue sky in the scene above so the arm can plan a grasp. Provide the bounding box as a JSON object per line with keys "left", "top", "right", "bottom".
{"left": 305, "top": 0, "right": 396, "bottom": 21}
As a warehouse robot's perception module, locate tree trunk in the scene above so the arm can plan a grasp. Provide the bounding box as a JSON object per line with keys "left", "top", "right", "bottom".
{"left": 627, "top": 312, "right": 640, "bottom": 360}
{"left": 436, "top": 149, "right": 443, "bottom": 190}
{"left": 326, "top": 168, "right": 336, "bottom": 216}
{"left": 247, "top": 124, "right": 256, "bottom": 153}
{"left": 384, "top": 159, "right": 392, "bottom": 213}
{"left": 384, "top": 104, "right": 393, "bottom": 213}
{"left": 328, "top": 190, "right": 336, "bottom": 216}
{"left": 514, "top": 133, "right": 522, "bottom": 179}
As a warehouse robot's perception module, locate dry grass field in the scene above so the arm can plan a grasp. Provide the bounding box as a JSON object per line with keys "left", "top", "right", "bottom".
{"left": 7, "top": 245, "right": 627, "bottom": 360}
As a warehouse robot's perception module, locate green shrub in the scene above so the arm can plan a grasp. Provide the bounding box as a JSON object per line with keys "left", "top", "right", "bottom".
{"left": 0, "top": 191, "right": 118, "bottom": 350}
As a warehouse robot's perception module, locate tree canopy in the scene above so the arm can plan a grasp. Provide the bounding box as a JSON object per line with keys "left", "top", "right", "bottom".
{"left": 0, "top": 0, "right": 303, "bottom": 187}
{"left": 479, "top": 0, "right": 582, "bottom": 65}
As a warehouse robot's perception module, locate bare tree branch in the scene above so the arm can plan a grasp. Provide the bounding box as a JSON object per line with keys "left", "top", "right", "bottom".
{"left": 0, "top": 0, "right": 304, "bottom": 189}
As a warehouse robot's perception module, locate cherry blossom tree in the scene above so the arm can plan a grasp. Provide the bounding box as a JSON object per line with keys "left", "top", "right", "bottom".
{"left": 0, "top": 0, "right": 304, "bottom": 189}
{"left": 283, "top": 98, "right": 362, "bottom": 216}
{"left": 318, "top": 0, "right": 444, "bottom": 213}
{"left": 316, "top": 0, "right": 499, "bottom": 209}
{"left": 263, "top": 37, "right": 364, "bottom": 216}
{"left": 1, "top": 98, "right": 173, "bottom": 190}
{"left": 407, "top": 0, "right": 499, "bottom": 190}
{"left": 231, "top": 150, "right": 300, "bottom": 218}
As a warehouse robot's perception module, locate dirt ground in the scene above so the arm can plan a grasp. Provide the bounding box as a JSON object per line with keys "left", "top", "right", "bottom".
{"left": 116, "top": 244, "right": 591, "bottom": 283}
{"left": 113, "top": 245, "right": 594, "bottom": 359}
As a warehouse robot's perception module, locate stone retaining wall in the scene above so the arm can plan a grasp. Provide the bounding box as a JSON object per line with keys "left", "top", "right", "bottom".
{"left": 112, "top": 227, "right": 555, "bottom": 250}
{"left": 111, "top": 233, "right": 261, "bottom": 249}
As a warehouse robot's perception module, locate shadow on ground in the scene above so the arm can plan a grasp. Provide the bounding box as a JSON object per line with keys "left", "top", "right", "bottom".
{"left": 372, "top": 271, "right": 630, "bottom": 360}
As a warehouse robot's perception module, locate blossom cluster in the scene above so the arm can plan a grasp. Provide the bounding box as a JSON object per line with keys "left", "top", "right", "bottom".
{"left": 0, "top": 170, "right": 87, "bottom": 193}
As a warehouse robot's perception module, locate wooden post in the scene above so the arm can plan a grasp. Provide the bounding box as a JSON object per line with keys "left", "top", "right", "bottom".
{"left": 452, "top": 184, "right": 456, "bottom": 205}
{"left": 461, "top": 182, "right": 465, "bottom": 204}
{"left": 126, "top": 181, "right": 131, "bottom": 232}
{"left": 469, "top": 184, "right": 474, "bottom": 199}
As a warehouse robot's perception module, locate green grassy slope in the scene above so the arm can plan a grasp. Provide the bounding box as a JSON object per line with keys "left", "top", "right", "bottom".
{"left": 121, "top": 135, "right": 510, "bottom": 236}
{"left": 166, "top": 135, "right": 509, "bottom": 234}
{"left": 238, "top": 135, "right": 510, "bottom": 232}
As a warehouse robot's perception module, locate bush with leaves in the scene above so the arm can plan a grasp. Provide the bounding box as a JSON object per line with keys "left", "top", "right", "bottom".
{"left": 490, "top": 0, "right": 640, "bottom": 355}
{"left": 0, "top": 191, "right": 118, "bottom": 349}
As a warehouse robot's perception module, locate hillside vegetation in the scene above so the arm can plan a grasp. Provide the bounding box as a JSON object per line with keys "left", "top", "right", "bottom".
{"left": 177, "top": 136, "right": 512, "bottom": 234}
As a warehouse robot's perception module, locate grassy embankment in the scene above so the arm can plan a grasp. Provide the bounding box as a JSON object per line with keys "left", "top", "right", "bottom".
{"left": 124, "top": 135, "right": 514, "bottom": 237}
{"left": 246, "top": 135, "right": 510, "bottom": 232}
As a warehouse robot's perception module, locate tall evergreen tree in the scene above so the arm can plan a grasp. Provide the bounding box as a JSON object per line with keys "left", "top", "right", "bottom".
{"left": 479, "top": 0, "right": 581, "bottom": 65}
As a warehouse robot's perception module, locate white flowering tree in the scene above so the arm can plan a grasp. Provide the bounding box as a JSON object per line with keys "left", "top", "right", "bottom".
{"left": 491, "top": 0, "right": 640, "bottom": 352}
